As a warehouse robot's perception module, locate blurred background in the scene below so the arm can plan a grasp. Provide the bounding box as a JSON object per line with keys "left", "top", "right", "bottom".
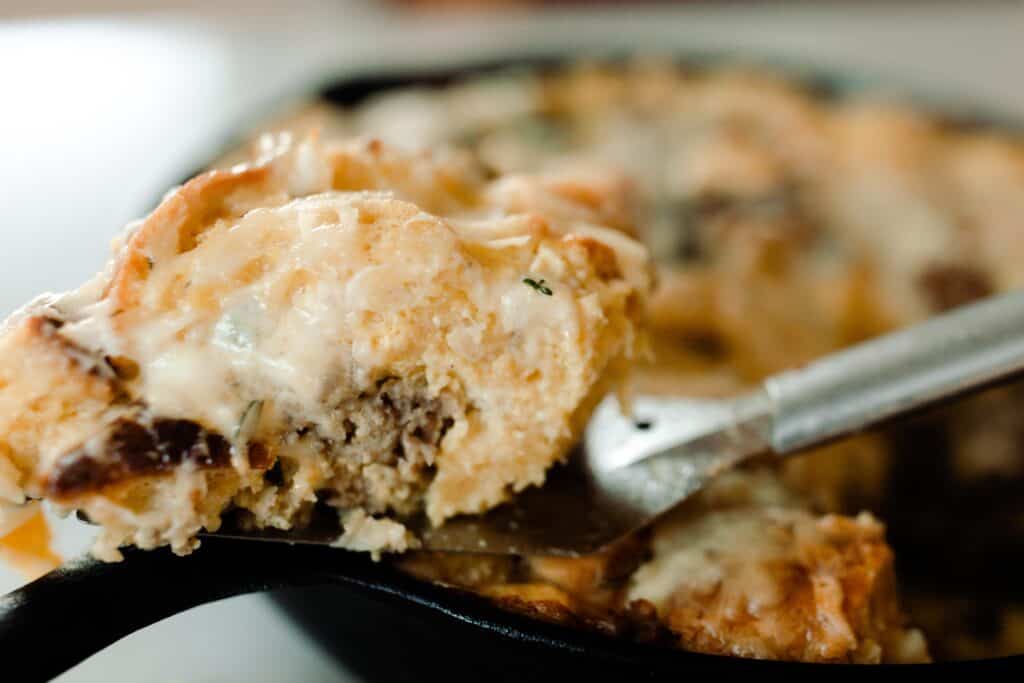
{"left": 2, "top": 1, "right": 1024, "bottom": 681}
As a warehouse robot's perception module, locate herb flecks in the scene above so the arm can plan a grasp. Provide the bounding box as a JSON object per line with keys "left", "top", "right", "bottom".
{"left": 234, "top": 400, "right": 264, "bottom": 441}
{"left": 523, "top": 278, "right": 553, "bottom": 296}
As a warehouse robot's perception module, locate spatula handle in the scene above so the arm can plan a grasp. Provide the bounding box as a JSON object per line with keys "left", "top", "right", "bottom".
{"left": 765, "top": 289, "right": 1024, "bottom": 453}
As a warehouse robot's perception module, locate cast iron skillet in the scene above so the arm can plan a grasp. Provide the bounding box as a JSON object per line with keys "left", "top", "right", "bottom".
{"left": 3, "top": 56, "right": 1024, "bottom": 681}
{"left": 270, "top": 57, "right": 1024, "bottom": 678}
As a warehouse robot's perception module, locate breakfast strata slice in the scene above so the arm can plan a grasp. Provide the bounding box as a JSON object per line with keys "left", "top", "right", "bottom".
{"left": 625, "top": 472, "right": 929, "bottom": 663}
{"left": 403, "top": 470, "right": 928, "bottom": 664}
{"left": 0, "top": 136, "right": 650, "bottom": 560}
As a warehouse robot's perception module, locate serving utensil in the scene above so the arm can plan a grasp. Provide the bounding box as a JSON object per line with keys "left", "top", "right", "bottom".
{"left": 209, "top": 287, "right": 1024, "bottom": 556}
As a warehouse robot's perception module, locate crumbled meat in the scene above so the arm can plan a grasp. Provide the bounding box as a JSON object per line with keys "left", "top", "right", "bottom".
{"left": 321, "top": 379, "right": 457, "bottom": 516}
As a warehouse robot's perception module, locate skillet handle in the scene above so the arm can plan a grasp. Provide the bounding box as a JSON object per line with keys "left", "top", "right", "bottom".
{"left": 0, "top": 537, "right": 319, "bottom": 682}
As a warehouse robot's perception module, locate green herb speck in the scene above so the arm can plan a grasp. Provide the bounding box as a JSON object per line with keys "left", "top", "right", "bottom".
{"left": 233, "top": 400, "right": 264, "bottom": 440}
{"left": 523, "top": 278, "right": 553, "bottom": 296}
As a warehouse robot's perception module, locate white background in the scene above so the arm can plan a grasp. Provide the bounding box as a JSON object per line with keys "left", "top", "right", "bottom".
{"left": 1, "top": 2, "right": 1023, "bottom": 681}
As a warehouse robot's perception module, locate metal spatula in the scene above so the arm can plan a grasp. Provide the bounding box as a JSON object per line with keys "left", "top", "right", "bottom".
{"left": 216, "top": 288, "right": 1024, "bottom": 556}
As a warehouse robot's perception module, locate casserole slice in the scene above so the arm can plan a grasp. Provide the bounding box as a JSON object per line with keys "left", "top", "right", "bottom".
{"left": 0, "top": 136, "right": 650, "bottom": 560}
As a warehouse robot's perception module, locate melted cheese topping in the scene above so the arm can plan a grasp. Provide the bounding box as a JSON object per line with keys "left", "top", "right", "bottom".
{"left": 109, "top": 192, "right": 598, "bottom": 439}
{"left": 629, "top": 507, "right": 811, "bottom": 613}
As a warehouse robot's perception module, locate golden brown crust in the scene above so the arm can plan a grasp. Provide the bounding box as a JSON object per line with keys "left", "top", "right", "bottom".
{"left": 327, "top": 139, "right": 483, "bottom": 213}
{"left": 0, "top": 316, "right": 118, "bottom": 494}
{"left": 560, "top": 234, "right": 622, "bottom": 281}
{"left": 109, "top": 165, "right": 273, "bottom": 327}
